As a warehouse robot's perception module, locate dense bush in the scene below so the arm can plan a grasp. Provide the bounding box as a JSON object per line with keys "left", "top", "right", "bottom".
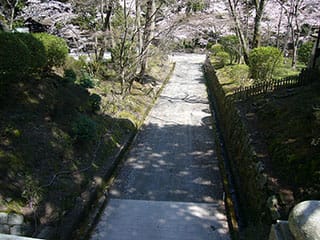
{"left": 34, "top": 33, "right": 68, "bottom": 69}
{"left": 219, "top": 35, "right": 241, "bottom": 64}
{"left": 298, "top": 41, "right": 314, "bottom": 65}
{"left": 210, "top": 44, "right": 224, "bottom": 55}
{"left": 186, "top": 0, "right": 206, "bottom": 13}
{"left": 76, "top": 72, "right": 95, "bottom": 88}
{"left": 63, "top": 68, "right": 77, "bottom": 84}
{"left": 249, "top": 46, "right": 283, "bottom": 81}
{"left": 215, "top": 51, "right": 230, "bottom": 68}
{"left": 0, "top": 32, "right": 31, "bottom": 77}
{"left": 15, "top": 33, "right": 47, "bottom": 71}
{"left": 72, "top": 114, "right": 97, "bottom": 143}
{"left": 89, "top": 93, "right": 102, "bottom": 112}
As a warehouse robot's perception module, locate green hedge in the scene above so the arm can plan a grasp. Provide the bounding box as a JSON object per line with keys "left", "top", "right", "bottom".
{"left": 0, "top": 32, "right": 68, "bottom": 78}
{"left": 72, "top": 114, "right": 97, "bottom": 143}
{"left": 298, "top": 41, "right": 314, "bottom": 65}
{"left": 249, "top": 46, "right": 283, "bottom": 81}
{"left": 33, "top": 33, "right": 68, "bottom": 69}
{"left": 0, "top": 32, "right": 32, "bottom": 77}
{"left": 15, "top": 33, "right": 47, "bottom": 71}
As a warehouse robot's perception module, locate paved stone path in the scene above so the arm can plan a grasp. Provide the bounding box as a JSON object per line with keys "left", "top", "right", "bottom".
{"left": 89, "top": 54, "right": 230, "bottom": 240}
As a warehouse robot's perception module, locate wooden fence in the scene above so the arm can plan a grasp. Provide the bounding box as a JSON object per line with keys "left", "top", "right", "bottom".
{"left": 232, "top": 68, "right": 316, "bottom": 100}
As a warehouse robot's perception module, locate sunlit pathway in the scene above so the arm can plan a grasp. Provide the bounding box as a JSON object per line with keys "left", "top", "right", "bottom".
{"left": 89, "top": 54, "right": 230, "bottom": 240}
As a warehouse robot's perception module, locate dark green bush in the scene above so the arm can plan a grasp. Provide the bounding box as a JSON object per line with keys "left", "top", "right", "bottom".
{"left": 76, "top": 72, "right": 95, "bottom": 88}
{"left": 63, "top": 68, "right": 77, "bottom": 84}
{"left": 249, "top": 46, "right": 283, "bottom": 81}
{"left": 215, "top": 51, "right": 230, "bottom": 68}
{"left": 210, "top": 44, "right": 224, "bottom": 55}
{"left": 33, "top": 33, "right": 68, "bottom": 69}
{"left": 186, "top": 0, "right": 206, "bottom": 13}
{"left": 72, "top": 114, "right": 97, "bottom": 143}
{"left": 219, "top": 35, "right": 241, "bottom": 64}
{"left": 89, "top": 93, "right": 102, "bottom": 112}
{"left": 298, "top": 41, "right": 314, "bottom": 65}
{"left": 0, "top": 32, "right": 31, "bottom": 77}
{"left": 15, "top": 33, "right": 47, "bottom": 71}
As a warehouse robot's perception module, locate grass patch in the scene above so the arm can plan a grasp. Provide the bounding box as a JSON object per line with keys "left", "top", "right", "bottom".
{"left": 273, "top": 61, "right": 304, "bottom": 79}
{"left": 211, "top": 57, "right": 306, "bottom": 95}
{"left": 215, "top": 64, "right": 251, "bottom": 95}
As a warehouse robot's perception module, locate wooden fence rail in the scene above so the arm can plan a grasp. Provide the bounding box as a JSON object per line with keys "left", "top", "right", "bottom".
{"left": 232, "top": 68, "right": 316, "bottom": 100}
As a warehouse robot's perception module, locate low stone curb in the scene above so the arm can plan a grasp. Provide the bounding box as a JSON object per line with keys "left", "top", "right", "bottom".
{"left": 0, "top": 212, "right": 33, "bottom": 236}
{"left": 0, "top": 233, "right": 44, "bottom": 240}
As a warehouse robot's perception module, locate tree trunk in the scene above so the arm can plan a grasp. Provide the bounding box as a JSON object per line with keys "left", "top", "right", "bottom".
{"left": 139, "top": 0, "right": 155, "bottom": 79}
{"left": 276, "top": 7, "right": 283, "bottom": 48}
{"left": 227, "top": 0, "right": 250, "bottom": 65}
{"left": 98, "top": 0, "right": 113, "bottom": 61}
{"left": 252, "top": 0, "right": 266, "bottom": 48}
{"left": 135, "top": 0, "right": 143, "bottom": 55}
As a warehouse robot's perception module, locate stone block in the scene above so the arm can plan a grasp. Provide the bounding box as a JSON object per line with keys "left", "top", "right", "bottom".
{"left": 7, "top": 213, "right": 24, "bottom": 225}
{"left": 0, "top": 224, "right": 10, "bottom": 234}
{"left": 289, "top": 200, "right": 320, "bottom": 240}
{"left": 10, "top": 224, "right": 33, "bottom": 236}
{"left": 0, "top": 212, "right": 8, "bottom": 224}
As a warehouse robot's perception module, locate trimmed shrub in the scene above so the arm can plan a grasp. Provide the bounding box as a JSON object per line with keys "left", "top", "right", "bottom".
{"left": 219, "top": 35, "right": 241, "bottom": 64}
{"left": 33, "top": 33, "right": 68, "bottom": 69}
{"left": 89, "top": 93, "right": 102, "bottom": 112}
{"left": 215, "top": 51, "right": 230, "bottom": 68}
{"left": 186, "top": 0, "right": 206, "bottom": 13}
{"left": 72, "top": 114, "right": 97, "bottom": 143}
{"left": 210, "top": 44, "right": 224, "bottom": 55}
{"left": 0, "top": 32, "right": 31, "bottom": 77}
{"left": 76, "top": 72, "right": 95, "bottom": 88}
{"left": 63, "top": 68, "right": 77, "bottom": 84}
{"left": 15, "top": 33, "right": 47, "bottom": 71}
{"left": 249, "top": 46, "right": 283, "bottom": 81}
{"left": 298, "top": 41, "right": 314, "bottom": 65}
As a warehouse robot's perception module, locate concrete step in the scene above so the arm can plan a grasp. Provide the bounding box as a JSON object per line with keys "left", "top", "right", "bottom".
{"left": 90, "top": 198, "right": 230, "bottom": 240}
{"left": 0, "top": 234, "right": 43, "bottom": 240}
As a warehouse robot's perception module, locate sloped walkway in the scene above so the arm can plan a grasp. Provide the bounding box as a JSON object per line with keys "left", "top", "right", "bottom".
{"left": 89, "top": 54, "right": 230, "bottom": 240}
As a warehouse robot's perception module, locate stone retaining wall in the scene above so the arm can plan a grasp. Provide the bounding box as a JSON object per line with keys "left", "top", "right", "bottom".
{"left": 0, "top": 212, "right": 32, "bottom": 236}
{"left": 204, "top": 58, "right": 271, "bottom": 223}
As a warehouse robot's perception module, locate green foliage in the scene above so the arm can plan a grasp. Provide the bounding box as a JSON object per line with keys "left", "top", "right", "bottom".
{"left": 273, "top": 60, "right": 301, "bottom": 79}
{"left": 219, "top": 35, "right": 241, "bottom": 64}
{"left": 76, "top": 72, "right": 95, "bottom": 88}
{"left": 249, "top": 46, "right": 283, "bottom": 81}
{"left": 215, "top": 51, "right": 230, "bottom": 68}
{"left": 72, "top": 114, "right": 97, "bottom": 143}
{"left": 89, "top": 93, "right": 102, "bottom": 112}
{"left": 298, "top": 41, "right": 314, "bottom": 65}
{"left": 186, "top": 0, "right": 207, "bottom": 13}
{"left": 182, "top": 39, "right": 195, "bottom": 49}
{"left": 33, "top": 33, "right": 68, "bottom": 69}
{"left": 0, "top": 32, "right": 31, "bottom": 77}
{"left": 0, "top": 32, "right": 48, "bottom": 80}
{"left": 64, "top": 56, "right": 87, "bottom": 79}
{"left": 111, "top": 40, "right": 138, "bottom": 81}
{"left": 15, "top": 33, "right": 47, "bottom": 71}
{"left": 210, "top": 44, "right": 224, "bottom": 55}
{"left": 22, "top": 175, "right": 43, "bottom": 206}
{"left": 63, "top": 68, "right": 77, "bottom": 84}
{"left": 215, "top": 64, "right": 250, "bottom": 94}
